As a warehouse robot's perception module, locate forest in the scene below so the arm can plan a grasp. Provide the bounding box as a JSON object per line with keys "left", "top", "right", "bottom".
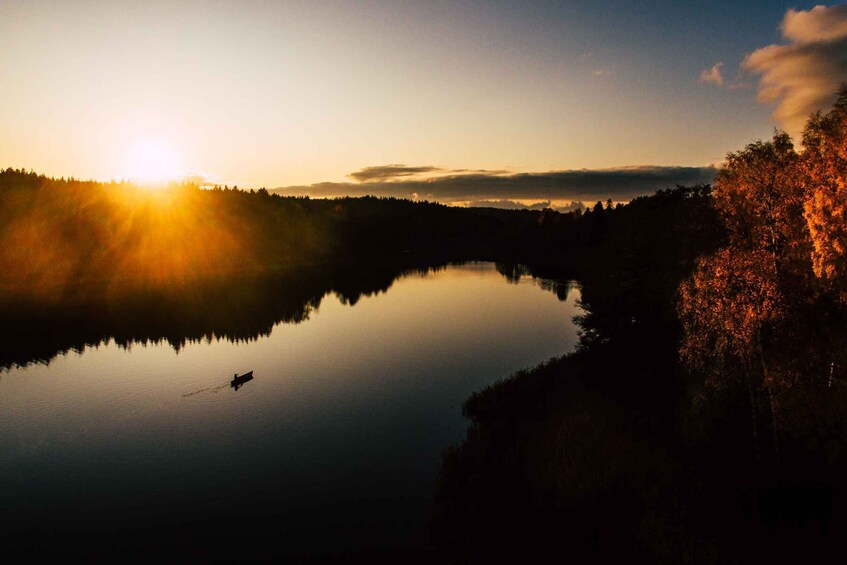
{"left": 0, "top": 167, "right": 602, "bottom": 296}
{"left": 433, "top": 89, "right": 847, "bottom": 563}
{"left": 3, "top": 88, "right": 847, "bottom": 562}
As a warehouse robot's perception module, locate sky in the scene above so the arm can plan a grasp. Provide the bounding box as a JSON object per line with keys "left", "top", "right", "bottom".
{"left": 1, "top": 1, "right": 845, "bottom": 204}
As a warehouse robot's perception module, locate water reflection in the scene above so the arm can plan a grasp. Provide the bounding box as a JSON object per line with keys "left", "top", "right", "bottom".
{"left": 0, "top": 260, "right": 571, "bottom": 370}
{"left": 0, "top": 262, "right": 580, "bottom": 560}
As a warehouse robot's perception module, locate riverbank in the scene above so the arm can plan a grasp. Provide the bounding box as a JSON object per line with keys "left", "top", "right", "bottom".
{"left": 432, "top": 181, "right": 847, "bottom": 563}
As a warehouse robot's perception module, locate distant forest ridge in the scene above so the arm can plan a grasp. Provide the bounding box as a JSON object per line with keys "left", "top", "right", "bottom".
{"left": 0, "top": 166, "right": 662, "bottom": 295}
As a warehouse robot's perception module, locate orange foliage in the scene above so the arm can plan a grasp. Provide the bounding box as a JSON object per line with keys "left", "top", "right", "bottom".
{"left": 801, "top": 88, "right": 847, "bottom": 285}
{"left": 679, "top": 248, "right": 782, "bottom": 371}
{"left": 713, "top": 131, "right": 806, "bottom": 268}
{"left": 678, "top": 131, "right": 803, "bottom": 377}
{"left": 679, "top": 87, "right": 847, "bottom": 383}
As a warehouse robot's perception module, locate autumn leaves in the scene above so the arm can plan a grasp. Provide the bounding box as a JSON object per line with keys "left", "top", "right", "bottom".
{"left": 678, "top": 89, "right": 847, "bottom": 462}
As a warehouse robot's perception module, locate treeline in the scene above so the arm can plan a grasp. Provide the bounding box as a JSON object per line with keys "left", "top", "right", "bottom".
{"left": 433, "top": 90, "right": 847, "bottom": 563}
{"left": 0, "top": 168, "right": 623, "bottom": 296}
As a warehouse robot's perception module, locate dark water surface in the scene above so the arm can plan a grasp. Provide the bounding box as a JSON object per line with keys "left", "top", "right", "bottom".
{"left": 0, "top": 263, "right": 580, "bottom": 559}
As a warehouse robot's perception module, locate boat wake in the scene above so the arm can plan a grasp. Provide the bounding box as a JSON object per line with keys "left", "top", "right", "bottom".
{"left": 180, "top": 383, "right": 229, "bottom": 398}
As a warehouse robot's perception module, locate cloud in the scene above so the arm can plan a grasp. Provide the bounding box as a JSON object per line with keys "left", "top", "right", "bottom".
{"left": 348, "top": 164, "right": 443, "bottom": 182}
{"left": 781, "top": 4, "right": 847, "bottom": 43}
{"left": 700, "top": 62, "right": 724, "bottom": 86}
{"left": 743, "top": 5, "right": 847, "bottom": 135}
{"left": 450, "top": 168, "right": 510, "bottom": 175}
{"left": 348, "top": 164, "right": 511, "bottom": 182}
{"left": 272, "top": 165, "right": 717, "bottom": 204}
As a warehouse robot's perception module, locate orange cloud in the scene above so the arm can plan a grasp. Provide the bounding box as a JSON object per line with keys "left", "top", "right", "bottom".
{"left": 744, "top": 5, "right": 847, "bottom": 135}
{"left": 700, "top": 62, "right": 724, "bottom": 86}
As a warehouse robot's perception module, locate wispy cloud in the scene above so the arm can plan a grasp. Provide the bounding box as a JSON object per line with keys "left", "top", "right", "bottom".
{"left": 348, "top": 164, "right": 444, "bottom": 182}
{"left": 743, "top": 4, "right": 847, "bottom": 135}
{"left": 699, "top": 62, "right": 724, "bottom": 86}
{"left": 347, "top": 164, "right": 512, "bottom": 182}
{"left": 449, "top": 168, "right": 510, "bottom": 175}
{"left": 272, "top": 165, "right": 717, "bottom": 204}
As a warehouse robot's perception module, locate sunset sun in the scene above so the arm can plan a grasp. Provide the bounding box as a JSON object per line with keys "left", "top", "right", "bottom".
{"left": 124, "top": 138, "right": 180, "bottom": 185}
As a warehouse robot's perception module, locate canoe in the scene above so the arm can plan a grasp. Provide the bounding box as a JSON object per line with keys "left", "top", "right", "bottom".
{"left": 230, "top": 371, "right": 254, "bottom": 389}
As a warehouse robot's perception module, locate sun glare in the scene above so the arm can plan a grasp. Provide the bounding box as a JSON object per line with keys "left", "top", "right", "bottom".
{"left": 124, "top": 139, "right": 181, "bottom": 186}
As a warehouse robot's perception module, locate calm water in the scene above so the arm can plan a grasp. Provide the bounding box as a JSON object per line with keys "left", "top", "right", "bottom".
{"left": 0, "top": 263, "right": 581, "bottom": 559}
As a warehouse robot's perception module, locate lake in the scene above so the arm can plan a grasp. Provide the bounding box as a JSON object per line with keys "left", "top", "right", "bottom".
{"left": 0, "top": 262, "right": 581, "bottom": 559}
